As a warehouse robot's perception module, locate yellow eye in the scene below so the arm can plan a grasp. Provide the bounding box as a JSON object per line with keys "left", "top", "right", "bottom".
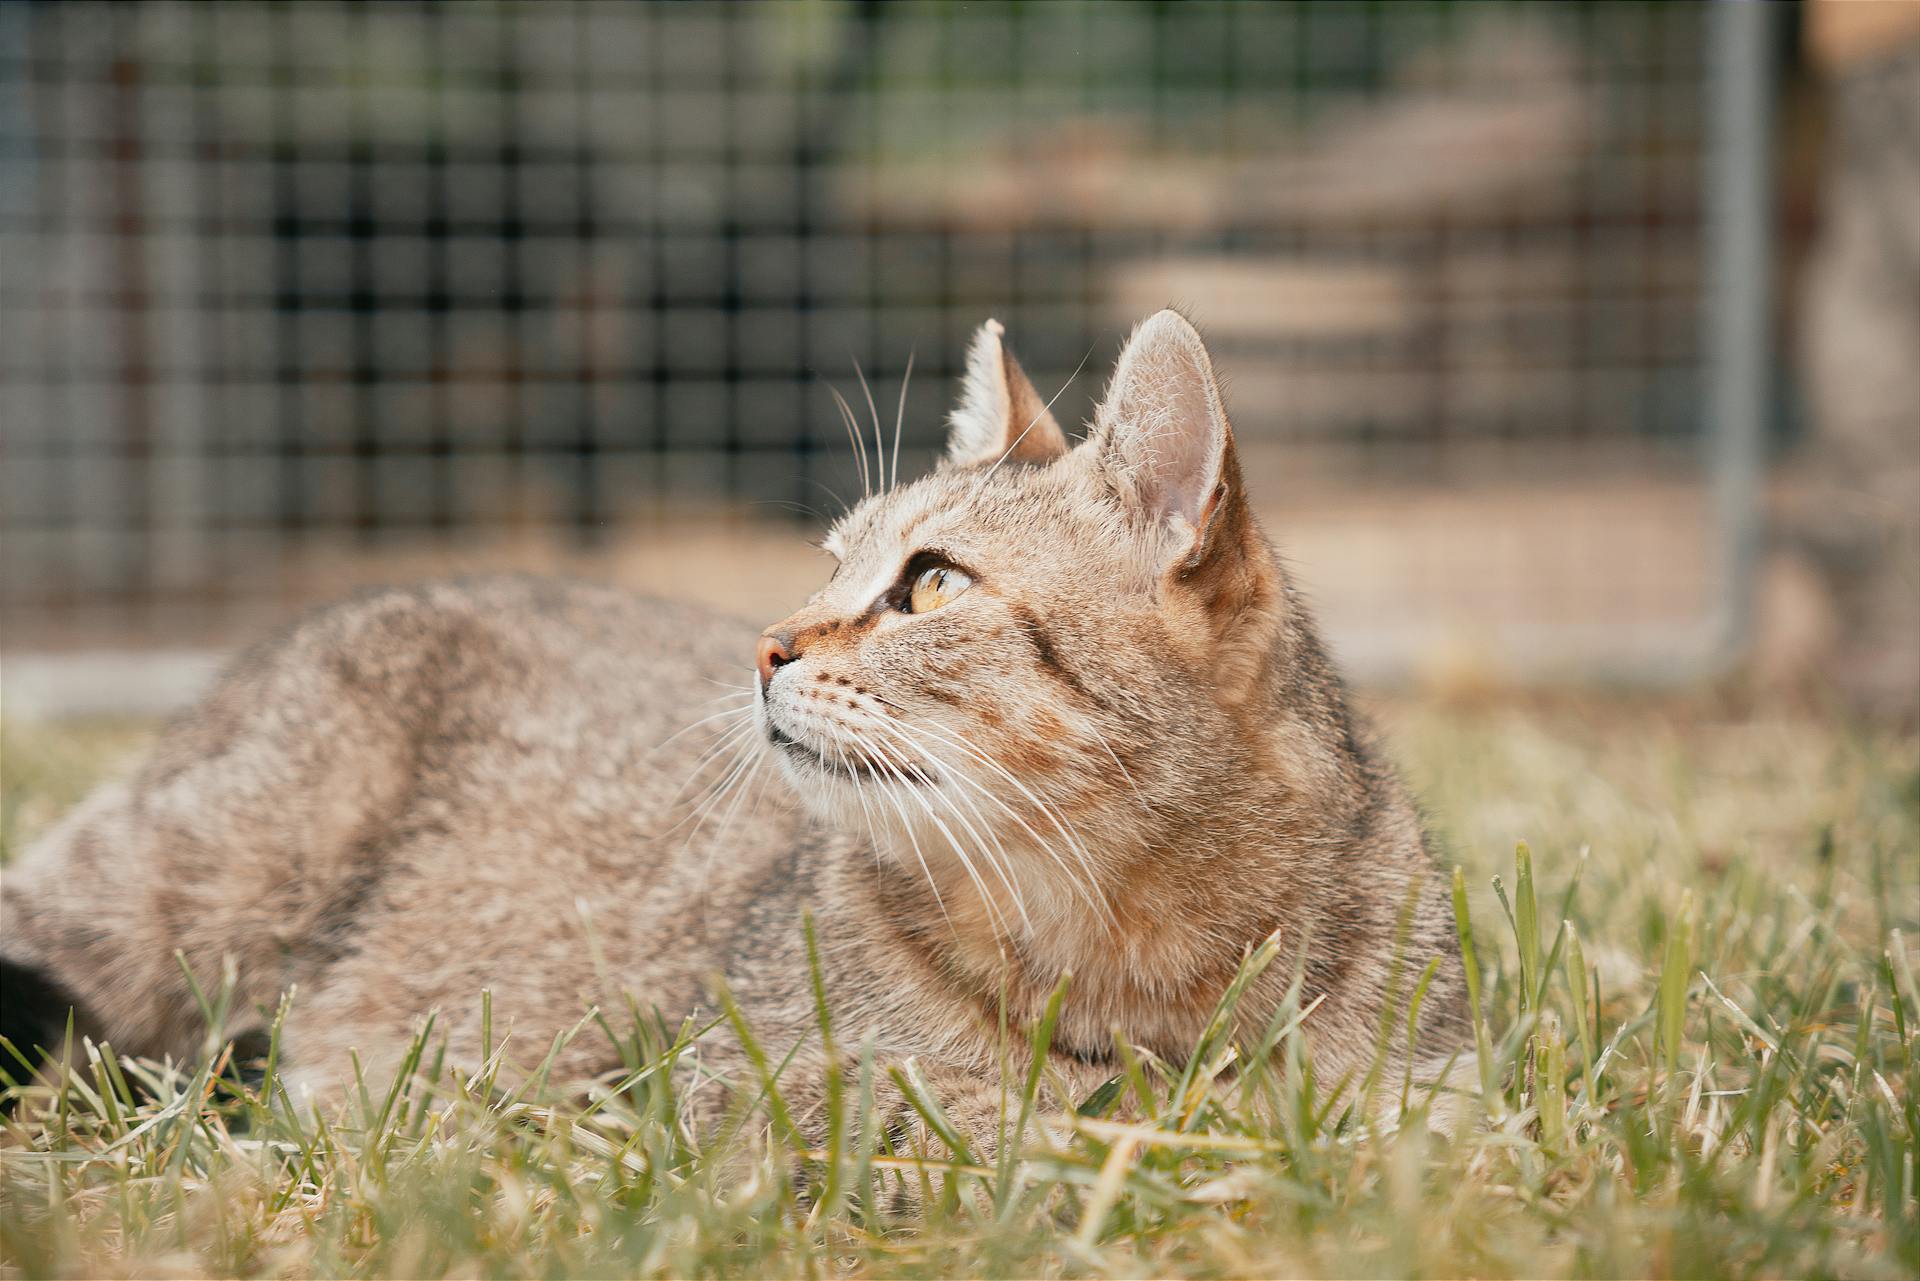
{"left": 908, "top": 564, "right": 972, "bottom": 614}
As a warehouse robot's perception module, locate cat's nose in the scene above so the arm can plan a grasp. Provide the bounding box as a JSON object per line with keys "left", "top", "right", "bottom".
{"left": 756, "top": 632, "right": 794, "bottom": 687}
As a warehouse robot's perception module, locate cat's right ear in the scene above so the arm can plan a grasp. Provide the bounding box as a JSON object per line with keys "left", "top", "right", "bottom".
{"left": 945, "top": 319, "right": 1069, "bottom": 468}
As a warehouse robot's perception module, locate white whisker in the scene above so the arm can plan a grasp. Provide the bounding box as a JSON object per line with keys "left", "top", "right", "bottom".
{"left": 891, "top": 347, "right": 914, "bottom": 493}
{"left": 709, "top": 750, "right": 769, "bottom": 848}
{"left": 852, "top": 356, "right": 884, "bottom": 494}
{"left": 827, "top": 383, "right": 872, "bottom": 499}
{"left": 846, "top": 724, "right": 1023, "bottom": 933}
{"left": 872, "top": 709, "right": 1109, "bottom": 920}
{"left": 670, "top": 718, "right": 764, "bottom": 833}
{"left": 1078, "top": 717, "right": 1152, "bottom": 812}
{"left": 882, "top": 745, "right": 1030, "bottom": 931}
{"left": 847, "top": 737, "right": 956, "bottom": 932}
{"left": 841, "top": 741, "right": 892, "bottom": 877}
{"left": 986, "top": 341, "right": 1096, "bottom": 476}
{"left": 656, "top": 701, "right": 755, "bottom": 750}
{"left": 859, "top": 718, "right": 1038, "bottom": 918}
{"left": 804, "top": 476, "right": 852, "bottom": 521}
{"left": 667, "top": 717, "right": 759, "bottom": 805}
{"left": 866, "top": 715, "right": 1108, "bottom": 924}
{"left": 681, "top": 738, "right": 765, "bottom": 841}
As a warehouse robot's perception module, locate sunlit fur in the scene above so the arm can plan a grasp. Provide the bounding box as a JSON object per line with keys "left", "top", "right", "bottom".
{"left": 1, "top": 310, "right": 1472, "bottom": 1159}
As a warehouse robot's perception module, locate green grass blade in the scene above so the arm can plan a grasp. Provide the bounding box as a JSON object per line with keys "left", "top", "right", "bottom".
{"left": 1452, "top": 865, "right": 1495, "bottom": 1098}
{"left": 1515, "top": 841, "right": 1541, "bottom": 1016}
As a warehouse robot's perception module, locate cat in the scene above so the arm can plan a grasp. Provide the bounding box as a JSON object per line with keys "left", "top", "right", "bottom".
{"left": 0, "top": 310, "right": 1473, "bottom": 1151}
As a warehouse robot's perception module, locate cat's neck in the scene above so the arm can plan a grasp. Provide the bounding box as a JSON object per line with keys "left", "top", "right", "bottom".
{"left": 861, "top": 755, "right": 1349, "bottom": 1053}
{"left": 846, "top": 641, "right": 1389, "bottom": 1048}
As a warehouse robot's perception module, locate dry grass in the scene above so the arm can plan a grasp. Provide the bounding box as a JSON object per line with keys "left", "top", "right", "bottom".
{"left": 1, "top": 695, "right": 1915, "bottom": 1278}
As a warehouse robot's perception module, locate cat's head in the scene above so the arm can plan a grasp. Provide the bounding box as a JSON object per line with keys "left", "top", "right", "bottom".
{"left": 754, "top": 310, "right": 1298, "bottom": 917}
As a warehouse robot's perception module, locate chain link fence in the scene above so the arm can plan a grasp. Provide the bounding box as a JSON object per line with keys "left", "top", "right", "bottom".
{"left": 0, "top": 1, "right": 1771, "bottom": 710}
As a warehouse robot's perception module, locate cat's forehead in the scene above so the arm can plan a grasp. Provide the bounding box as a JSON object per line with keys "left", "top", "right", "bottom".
{"left": 822, "top": 462, "right": 1074, "bottom": 565}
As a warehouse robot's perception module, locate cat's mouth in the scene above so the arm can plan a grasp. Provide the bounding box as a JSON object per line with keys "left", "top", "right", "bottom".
{"left": 766, "top": 723, "right": 936, "bottom": 786}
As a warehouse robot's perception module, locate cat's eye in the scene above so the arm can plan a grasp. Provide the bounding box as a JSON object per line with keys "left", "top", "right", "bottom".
{"left": 907, "top": 564, "right": 972, "bottom": 614}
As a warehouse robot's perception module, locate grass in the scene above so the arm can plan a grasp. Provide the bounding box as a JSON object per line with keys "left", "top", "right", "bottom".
{"left": 1, "top": 695, "right": 1916, "bottom": 1278}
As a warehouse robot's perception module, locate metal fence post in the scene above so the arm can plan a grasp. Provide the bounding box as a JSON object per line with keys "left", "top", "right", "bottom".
{"left": 1705, "top": 0, "right": 1775, "bottom": 671}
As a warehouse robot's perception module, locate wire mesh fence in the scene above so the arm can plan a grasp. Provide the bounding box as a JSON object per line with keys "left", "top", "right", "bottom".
{"left": 0, "top": 1, "right": 1767, "bottom": 703}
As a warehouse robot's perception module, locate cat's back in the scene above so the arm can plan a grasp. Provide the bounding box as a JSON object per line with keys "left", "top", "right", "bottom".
{"left": 144, "top": 573, "right": 773, "bottom": 855}
{"left": 2, "top": 574, "right": 793, "bottom": 1069}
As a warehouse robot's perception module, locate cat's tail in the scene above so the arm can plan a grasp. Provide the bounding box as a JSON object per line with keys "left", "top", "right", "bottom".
{"left": 0, "top": 954, "right": 101, "bottom": 1077}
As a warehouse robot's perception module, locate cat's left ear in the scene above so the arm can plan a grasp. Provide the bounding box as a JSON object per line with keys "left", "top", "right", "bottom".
{"left": 945, "top": 319, "right": 1069, "bottom": 468}
{"left": 1092, "top": 310, "right": 1278, "bottom": 691}
{"left": 1091, "top": 310, "right": 1278, "bottom": 692}
{"left": 1090, "top": 309, "right": 1251, "bottom": 574}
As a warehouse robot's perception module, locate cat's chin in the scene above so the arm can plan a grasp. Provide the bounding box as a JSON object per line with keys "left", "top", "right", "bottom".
{"left": 765, "top": 722, "right": 938, "bottom": 788}
{"left": 770, "top": 743, "right": 939, "bottom": 836}
{"left": 778, "top": 762, "right": 892, "bottom": 829}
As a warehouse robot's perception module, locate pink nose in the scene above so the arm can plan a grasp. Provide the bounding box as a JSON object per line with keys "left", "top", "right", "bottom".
{"left": 756, "top": 633, "right": 793, "bottom": 686}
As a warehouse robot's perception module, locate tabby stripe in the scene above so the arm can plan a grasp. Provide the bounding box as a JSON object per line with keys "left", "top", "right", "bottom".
{"left": 1010, "top": 604, "right": 1098, "bottom": 705}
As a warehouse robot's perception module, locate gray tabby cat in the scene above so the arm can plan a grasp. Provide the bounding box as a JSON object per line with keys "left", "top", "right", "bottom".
{"left": 1, "top": 311, "right": 1472, "bottom": 1147}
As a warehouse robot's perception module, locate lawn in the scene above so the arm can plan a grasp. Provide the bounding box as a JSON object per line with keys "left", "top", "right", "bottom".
{"left": 1, "top": 695, "right": 1916, "bottom": 1278}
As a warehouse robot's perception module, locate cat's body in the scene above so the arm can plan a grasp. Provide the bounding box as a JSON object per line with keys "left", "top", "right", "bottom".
{"left": 5, "top": 578, "right": 804, "bottom": 1102}
{"left": 3, "top": 312, "right": 1472, "bottom": 1143}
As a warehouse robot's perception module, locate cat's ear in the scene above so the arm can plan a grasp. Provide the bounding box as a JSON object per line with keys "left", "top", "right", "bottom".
{"left": 1091, "top": 309, "right": 1246, "bottom": 572}
{"left": 1094, "top": 309, "right": 1278, "bottom": 694}
{"left": 945, "top": 319, "right": 1069, "bottom": 468}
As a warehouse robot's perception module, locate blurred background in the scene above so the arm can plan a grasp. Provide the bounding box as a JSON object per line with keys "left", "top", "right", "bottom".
{"left": 2, "top": 0, "right": 1915, "bottom": 718}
